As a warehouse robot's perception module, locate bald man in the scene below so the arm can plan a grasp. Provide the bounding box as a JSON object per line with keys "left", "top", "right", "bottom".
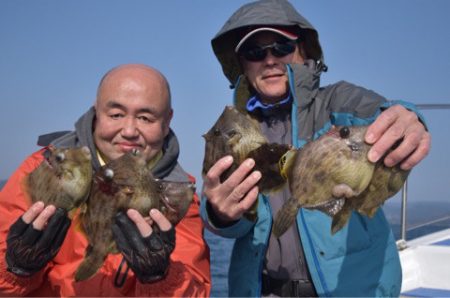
{"left": 0, "top": 64, "right": 211, "bottom": 296}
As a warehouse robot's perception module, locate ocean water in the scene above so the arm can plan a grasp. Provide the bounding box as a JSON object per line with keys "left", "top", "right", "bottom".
{"left": 204, "top": 201, "right": 450, "bottom": 297}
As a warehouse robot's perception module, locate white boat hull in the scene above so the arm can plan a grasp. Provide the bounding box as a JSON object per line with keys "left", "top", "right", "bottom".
{"left": 400, "top": 228, "right": 450, "bottom": 297}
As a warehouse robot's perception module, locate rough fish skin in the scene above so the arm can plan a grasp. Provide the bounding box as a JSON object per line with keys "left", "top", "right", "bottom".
{"left": 331, "top": 161, "right": 409, "bottom": 234}
{"left": 272, "top": 126, "right": 375, "bottom": 238}
{"left": 25, "top": 146, "right": 93, "bottom": 211}
{"left": 202, "top": 106, "right": 268, "bottom": 180}
{"left": 75, "top": 150, "right": 193, "bottom": 282}
{"left": 202, "top": 106, "right": 290, "bottom": 221}
{"left": 159, "top": 180, "right": 195, "bottom": 225}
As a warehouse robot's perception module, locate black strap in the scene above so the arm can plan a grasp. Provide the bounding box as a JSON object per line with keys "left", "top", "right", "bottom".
{"left": 114, "top": 257, "right": 129, "bottom": 288}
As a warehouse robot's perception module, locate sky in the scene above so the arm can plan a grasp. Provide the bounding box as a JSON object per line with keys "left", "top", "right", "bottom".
{"left": 1, "top": 0, "right": 450, "bottom": 205}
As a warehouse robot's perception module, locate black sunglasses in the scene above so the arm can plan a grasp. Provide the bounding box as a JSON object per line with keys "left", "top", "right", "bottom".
{"left": 239, "top": 40, "right": 297, "bottom": 62}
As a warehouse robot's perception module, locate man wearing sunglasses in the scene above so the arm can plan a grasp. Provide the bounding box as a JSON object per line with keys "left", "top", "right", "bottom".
{"left": 201, "top": 0, "right": 430, "bottom": 297}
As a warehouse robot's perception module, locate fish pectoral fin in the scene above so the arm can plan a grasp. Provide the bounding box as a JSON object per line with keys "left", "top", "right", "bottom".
{"left": 272, "top": 198, "right": 300, "bottom": 238}
{"left": 332, "top": 184, "right": 359, "bottom": 198}
{"left": 227, "top": 132, "right": 243, "bottom": 147}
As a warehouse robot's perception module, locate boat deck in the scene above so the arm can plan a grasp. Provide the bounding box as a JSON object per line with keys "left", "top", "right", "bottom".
{"left": 400, "top": 228, "right": 450, "bottom": 297}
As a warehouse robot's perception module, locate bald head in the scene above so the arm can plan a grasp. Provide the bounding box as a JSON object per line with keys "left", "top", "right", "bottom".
{"left": 96, "top": 64, "right": 171, "bottom": 112}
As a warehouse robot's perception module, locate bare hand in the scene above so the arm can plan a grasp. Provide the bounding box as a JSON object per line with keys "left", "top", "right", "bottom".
{"left": 202, "top": 155, "right": 261, "bottom": 224}
{"left": 365, "top": 105, "right": 431, "bottom": 170}
{"left": 22, "top": 201, "right": 57, "bottom": 229}
{"left": 125, "top": 208, "right": 172, "bottom": 237}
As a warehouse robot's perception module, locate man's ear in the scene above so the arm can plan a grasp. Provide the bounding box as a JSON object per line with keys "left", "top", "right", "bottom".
{"left": 92, "top": 103, "right": 99, "bottom": 132}
{"left": 238, "top": 56, "right": 248, "bottom": 77}
{"left": 298, "top": 42, "right": 307, "bottom": 60}
{"left": 164, "top": 108, "right": 173, "bottom": 137}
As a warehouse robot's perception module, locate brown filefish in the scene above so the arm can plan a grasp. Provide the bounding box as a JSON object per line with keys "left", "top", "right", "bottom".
{"left": 272, "top": 126, "right": 376, "bottom": 237}
{"left": 74, "top": 149, "right": 194, "bottom": 282}
{"left": 25, "top": 145, "right": 93, "bottom": 212}
{"left": 202, "top": 106, "right": 290, "bottom": 221}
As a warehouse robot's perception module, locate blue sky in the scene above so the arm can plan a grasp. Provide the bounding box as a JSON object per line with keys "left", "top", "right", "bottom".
{"left": 1, "top": 0, "right": 449, "bottom": 203}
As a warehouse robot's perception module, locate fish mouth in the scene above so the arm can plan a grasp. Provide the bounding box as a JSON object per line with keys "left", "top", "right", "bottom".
{"left": 43, "top": 157, "right": 66, "bottom": 178}
{"left": 161, "top": 196, "right": 177, "bottom": 212}
{"left": 304, "top": 197, "right": 345, "bottom": 217}
{"left": 43, "top": 157, "right": 54, "bottom": 170}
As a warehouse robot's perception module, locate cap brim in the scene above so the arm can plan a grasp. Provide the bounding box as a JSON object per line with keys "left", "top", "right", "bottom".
{"left": 235, "top": 27, "right": 298, "bottom": 53}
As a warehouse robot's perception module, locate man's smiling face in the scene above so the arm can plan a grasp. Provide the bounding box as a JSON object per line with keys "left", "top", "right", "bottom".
{"left": 240, "top": 31, "right": 304, "bottom": 104}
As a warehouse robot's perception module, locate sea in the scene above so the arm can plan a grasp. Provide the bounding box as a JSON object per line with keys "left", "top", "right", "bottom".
{"left": 1, "top": 180, "right": 449, "bottom": 297}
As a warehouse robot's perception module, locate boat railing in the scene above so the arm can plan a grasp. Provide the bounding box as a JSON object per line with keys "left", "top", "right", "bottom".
{"left": 397, "top": 103, "right": 450, "bottom": 250}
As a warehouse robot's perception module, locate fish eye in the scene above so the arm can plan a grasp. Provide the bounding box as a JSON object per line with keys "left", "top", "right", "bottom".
{"left": 56, "top": 152, "right": 65, "bottom": 162}
{"left": 104, "top": 168, "right": 114, "bottom": 180}
{"left": 213, "top": 128, "right": 221, "bottom": 136}
{"left": 339, "top": 127, "right": 350, "bottom": 139}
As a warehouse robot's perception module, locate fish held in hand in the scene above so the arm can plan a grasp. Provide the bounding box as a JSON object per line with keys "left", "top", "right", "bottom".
{"left": 202, "top": 106, "right": 290, "bottom": 221}
{"left": 202, "top": 106, "right": 266, "bottom": 179}
{"left": 74, "top": 149, "right": 193, "bottom": 282}
{"left": 25, "top": 145, "right": 93, "bottom": 211}
{"left": 272, "top": 126, "right": 376, "bottom": 238}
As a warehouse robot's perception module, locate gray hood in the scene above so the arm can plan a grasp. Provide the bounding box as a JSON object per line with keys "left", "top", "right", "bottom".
{"left": 211, "top": 0, "right": 324, "bottom": 86}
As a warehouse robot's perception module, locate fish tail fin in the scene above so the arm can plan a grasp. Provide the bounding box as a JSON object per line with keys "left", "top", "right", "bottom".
{"left": 74, "top": 246, "right": 107, "bottom": 282}
{"left": 331, "top": 207, "right": 352, "bottom": 235}
{"left": 272, "top": 198, "right": 300, "bottom": 238}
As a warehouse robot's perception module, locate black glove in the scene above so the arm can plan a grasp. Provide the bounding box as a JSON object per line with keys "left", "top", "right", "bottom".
{"left": 112, "top": 211, "right": 176, "bottom": 284}
{"left": 5, "top": 208, "right": 71, "bottom": 277}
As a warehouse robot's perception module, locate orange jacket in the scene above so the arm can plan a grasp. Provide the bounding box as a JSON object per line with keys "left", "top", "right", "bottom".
{"left": 0, "top": 149, "right": 211, "bottom": 297}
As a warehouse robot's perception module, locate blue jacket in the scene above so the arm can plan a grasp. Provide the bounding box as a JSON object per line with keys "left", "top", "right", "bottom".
{"left": 201, "top": 62, "right": 425, "bottom": 297}
{"left": 204, "top": 1, "right": 425, "bottom": 295}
